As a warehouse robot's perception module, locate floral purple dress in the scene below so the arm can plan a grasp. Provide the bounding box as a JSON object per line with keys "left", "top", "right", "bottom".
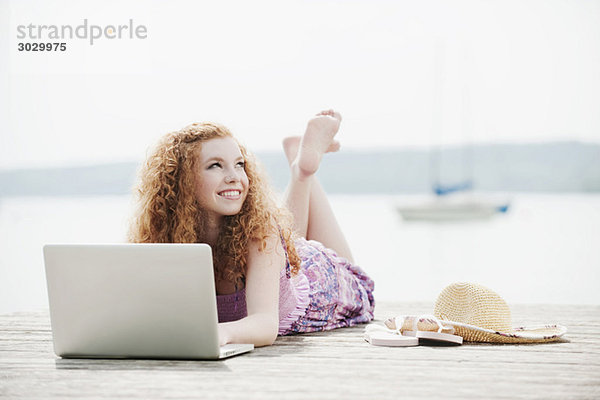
{"left": 216, "top": 237, "right": 375, "bottom": 335}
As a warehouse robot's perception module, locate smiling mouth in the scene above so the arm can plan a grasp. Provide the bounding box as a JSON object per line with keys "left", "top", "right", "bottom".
{"left": 218, "top": 190, "right": 242, "bottom": 199}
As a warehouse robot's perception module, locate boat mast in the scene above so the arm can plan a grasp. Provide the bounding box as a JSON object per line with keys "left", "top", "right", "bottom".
{"left": 462, "top": 41, "right": 474, "bottom": 189}
{"left": 430, "top": 39, "right": 445, "bottom": 193}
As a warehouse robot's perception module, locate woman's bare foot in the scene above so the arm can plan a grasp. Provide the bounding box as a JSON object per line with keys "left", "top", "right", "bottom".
{"left": 293, "top": 110, "right": 342, "bottom": 177}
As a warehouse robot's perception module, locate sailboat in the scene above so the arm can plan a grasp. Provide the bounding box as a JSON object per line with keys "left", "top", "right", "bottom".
{"left": 396, "top": 183, "right": 510, "bottom": 222}
{"left": 396, "top": 40, "right": 510, "bottom": 222}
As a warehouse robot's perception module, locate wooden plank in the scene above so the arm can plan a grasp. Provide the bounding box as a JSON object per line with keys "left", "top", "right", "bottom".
{"left": 1, "top": 303, "right": 599, "bottom": 399}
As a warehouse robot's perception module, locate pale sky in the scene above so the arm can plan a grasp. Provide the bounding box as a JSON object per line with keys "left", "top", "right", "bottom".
{"left": 1, "top": 0, "right": 599, "bottom": 169}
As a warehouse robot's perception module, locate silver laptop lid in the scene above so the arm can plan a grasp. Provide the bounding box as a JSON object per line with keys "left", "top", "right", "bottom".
{"left": 43, "top": 243, "right": 223, "bottom": 359}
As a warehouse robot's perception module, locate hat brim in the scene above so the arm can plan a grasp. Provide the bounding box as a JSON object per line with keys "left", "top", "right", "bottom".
{"left": 444, "top": 321, "right": 567, "bottom": 344}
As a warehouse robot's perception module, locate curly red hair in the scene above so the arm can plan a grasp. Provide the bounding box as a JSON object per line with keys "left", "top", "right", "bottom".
{"left": 128, "top": 122, "right": 300, "bottom": 286}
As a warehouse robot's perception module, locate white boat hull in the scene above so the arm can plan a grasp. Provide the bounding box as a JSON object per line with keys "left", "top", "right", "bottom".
{"left": 396, "top": 195, "right": 510, "bottom": 222}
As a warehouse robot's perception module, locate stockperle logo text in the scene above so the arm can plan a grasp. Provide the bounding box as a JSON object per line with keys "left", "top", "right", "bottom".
{"left": 16, "top": 19, "right": 148, "bottom": 46}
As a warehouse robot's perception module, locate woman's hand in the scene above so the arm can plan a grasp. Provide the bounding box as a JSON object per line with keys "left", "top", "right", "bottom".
{"left": 217, "top": 315, "right": 278, "bottom": 347}
{"left": 218, "top": 323, "right": 230, "bottom": 346}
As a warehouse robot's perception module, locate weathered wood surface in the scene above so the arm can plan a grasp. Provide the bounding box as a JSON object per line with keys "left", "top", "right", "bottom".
{"left": 1, "top": 302, "right": 599, "bottom": 399}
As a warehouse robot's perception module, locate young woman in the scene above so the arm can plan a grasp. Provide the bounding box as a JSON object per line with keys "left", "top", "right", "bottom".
{"left": 129, "top": 110, "right": 375, "bottom": 347}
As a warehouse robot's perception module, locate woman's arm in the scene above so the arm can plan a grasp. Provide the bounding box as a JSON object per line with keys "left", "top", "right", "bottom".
{"left": 218, "top": 233, "right": 286, "bottom": 347}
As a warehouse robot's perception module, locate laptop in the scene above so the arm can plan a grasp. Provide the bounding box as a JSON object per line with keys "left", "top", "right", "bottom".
{"left": 43, "top": 243, "right": 253, "bottom": 360}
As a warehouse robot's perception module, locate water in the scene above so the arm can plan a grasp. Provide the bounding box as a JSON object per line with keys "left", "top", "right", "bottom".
{"left": 1, "top": 193, "right": 599, "bottom": 314}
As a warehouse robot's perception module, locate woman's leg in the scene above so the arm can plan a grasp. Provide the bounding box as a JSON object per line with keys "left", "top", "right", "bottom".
{"left": 281, "top": 158, "right": 312, "bottom": 239}
{"left": 306, "top": 177, "right": 354, "bottom": 263}
{"left": 282, "top": 111, "right": 355, "bottom": 263}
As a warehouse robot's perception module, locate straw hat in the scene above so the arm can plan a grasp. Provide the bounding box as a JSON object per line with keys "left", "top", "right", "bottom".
{"left": 433, "top": 282, "right": 567, "bottom": 344}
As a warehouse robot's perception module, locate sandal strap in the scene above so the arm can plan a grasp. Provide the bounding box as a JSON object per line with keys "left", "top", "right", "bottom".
{"left": 367, "top": 314, "right": 456, "bottom": 336}
{"left": 390, "top": 314, "right": 455, "bottom": 334}
{"left": 416, "top": 314, "right": 455, "bottom": 334}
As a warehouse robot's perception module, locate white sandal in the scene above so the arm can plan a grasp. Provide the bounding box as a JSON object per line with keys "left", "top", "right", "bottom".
{"left": 364, "top": 322, "right": 418, "bottom": 347}
{"left": 389, "top": 314, "right": 463, "bottom": 345}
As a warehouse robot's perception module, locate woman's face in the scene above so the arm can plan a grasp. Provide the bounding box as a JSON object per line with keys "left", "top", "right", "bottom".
{"left": 194, "top": 137, "right": 249, "bottom": 224}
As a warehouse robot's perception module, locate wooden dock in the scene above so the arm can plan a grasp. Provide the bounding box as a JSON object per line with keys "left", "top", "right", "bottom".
{"left": 1, "top": 302, "right": 599, "bottom": 399}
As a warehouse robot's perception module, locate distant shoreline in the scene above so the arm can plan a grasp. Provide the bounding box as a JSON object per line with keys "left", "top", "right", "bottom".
{"left": 1, "top": 141, "right": 599, "bottom": 196}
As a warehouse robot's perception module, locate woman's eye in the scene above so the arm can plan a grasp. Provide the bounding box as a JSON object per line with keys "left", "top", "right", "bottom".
{"left": 236, "top": 161, "right": 245, "bottom": 168}
{"left": 208, "top": 162, "right": 221, "bottom": 169}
